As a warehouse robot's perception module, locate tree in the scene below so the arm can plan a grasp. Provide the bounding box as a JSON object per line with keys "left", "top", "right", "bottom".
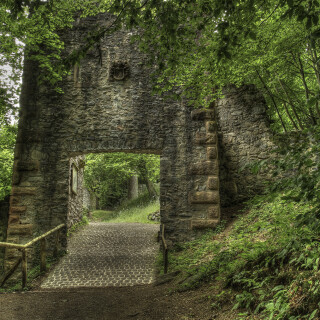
{"left": 1, "top": 0, "right": 320, "bottom": 132}
{"left": 0, "top": 123, "right": 17, "bottom": 200}
{"left": 84, "top": 153, "right": 159, "bottom": 208}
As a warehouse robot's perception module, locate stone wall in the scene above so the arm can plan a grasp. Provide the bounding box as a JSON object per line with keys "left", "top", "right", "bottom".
{"left": 4, "top": 12, "right": 222, "bottom": 268}
{"left": 68, "top": 156, "right": 86, "bottom": 228}
{"left": 4, "top": 13, "right": 274, "bottom": 266}
{"left": 216, "top": 85, "right": 273, "bottom": 205}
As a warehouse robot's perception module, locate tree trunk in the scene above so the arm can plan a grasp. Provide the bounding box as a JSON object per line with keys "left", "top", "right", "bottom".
{"left": 146, "top": 179, "right": 157, "bottom": 199}
{"left": 128, "top": 175, "right": 139, "bottom": 200}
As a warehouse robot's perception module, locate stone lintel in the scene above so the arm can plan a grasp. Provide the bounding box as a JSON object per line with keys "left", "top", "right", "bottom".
{"left": 191, "top": 161, "right": 218, "bottom": 176}
{"left": 189, "top": 191, "right": 219, "bottom": 204}
{"left": 207, "top": 146, "right": 218, "bottom": 160}
{"left": 195, "top": 132, "right": 217, "bottom": 145}
{"left": 207, "top": 176, "right": 219, "bottom": 190}
{"left": 192, "top": 219, "right": 219, "bottom": 229}
{"left": 7, "top": 224, "right": 33, "bottom": 236}
{"left": 191, "top": 109, "right": 215, "bottom": 121}
{"left": 11, "top": 187, "right": 37, "bottom": 195}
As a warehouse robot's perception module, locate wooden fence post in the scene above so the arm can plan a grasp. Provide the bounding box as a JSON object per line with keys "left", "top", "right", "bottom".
{"left": 21, "top": 249, "right": 27, "bottom": 288}
{"left": 40, "top": 238, "right": 47, "bottom": 272}
{"left": 53, "top": 230, "right": 60, "bottom": 258}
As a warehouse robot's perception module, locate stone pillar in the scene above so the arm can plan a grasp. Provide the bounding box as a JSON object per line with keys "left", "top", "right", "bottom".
{"left": 189, "top": 104, "right": 220, "bottom": 229}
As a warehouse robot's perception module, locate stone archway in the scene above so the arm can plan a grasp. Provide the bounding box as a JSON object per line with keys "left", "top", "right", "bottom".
{"left": 5, "top": 13, "right": 221, "bottom": 265}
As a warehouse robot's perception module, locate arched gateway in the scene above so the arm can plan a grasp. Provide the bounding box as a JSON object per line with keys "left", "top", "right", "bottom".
{"left": 4, "top": 13, "right": 272, "bottom": 264}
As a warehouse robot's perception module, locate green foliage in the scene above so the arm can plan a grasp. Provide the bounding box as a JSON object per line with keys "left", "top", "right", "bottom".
{"left": 0, "top": 124, "right": 17, "bottom": 200}
{"left": 168, "top": 192, "right": 320, "bottom": 319}
{"left": 1, "top": 0, "right": 320, "bottom": 134}
{"left": 84, "top": 153, "right": 160, "bottom": 208}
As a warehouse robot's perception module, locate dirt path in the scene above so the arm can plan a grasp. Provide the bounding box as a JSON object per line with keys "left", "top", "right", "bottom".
{"left": 0, "top": 284, "right": 226, "bottom": 320}
{"left": 0, "top": 208, "right": 244, "bottom": 320}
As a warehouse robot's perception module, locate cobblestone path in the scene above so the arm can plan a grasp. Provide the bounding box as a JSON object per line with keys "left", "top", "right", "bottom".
{"left": 41, "top": 223, "right": 159, "bottom": 288}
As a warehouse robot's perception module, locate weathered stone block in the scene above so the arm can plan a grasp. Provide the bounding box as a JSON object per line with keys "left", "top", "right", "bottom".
{"left": 191, "top": 109, "right": 215, "bottom": 121}
{"left": 205, "top": 121, "right": 217, "bottom": 133}
{"left": 195, "top": 132, "right": 217, "bottom": 145}
{"left": 207, "top": 176, "right": 219, "bottom": 190}
{"left": 192, "top": 211, "right": 208, "bottom": 219}
{"left": 191, "top": 219, "right": 219, "bottom": 229}
{"left": 4, "top": 247, "right": 21, "bottom": 260}
{"left": 206, "top": 147, "right": 218, "bottom": 160}
{"left": 11, "top": 187, "right": 36, "bottom": 195}
{"left": 9, "top": 196, "right": 21, "bottom": 207}
{"left": 12, "top": 171, "right": 22, "bottom": 185}
{"left": 8, "top": 215, "right": 20, "bottom": 224}
{"left": 189, "top": 191, "right": 219, "bottom": 204}
{"left": 191, "top": 161, "right": 218, "bottom": 175}
{"left": 10, "top": 206, "right": 27, "bottom": 214}
{"left": 16, "top": 160, "right": 39, "bottom": 171}
{"left": 208, "top": 205, "right": 220, "bottom": 218}
{"left": 7, "top": 224, "right": 33, "bottom": 236}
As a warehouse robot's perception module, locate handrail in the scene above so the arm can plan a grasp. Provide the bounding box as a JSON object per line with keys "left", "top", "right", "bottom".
{"left": 161, "top": 224, "right": 168, "bottom": 274}
{"left": 0, "top": 223, "right": 65, "bottom": 288}
{"left": 0, "top": 224, "right": 65, "bottom": 249}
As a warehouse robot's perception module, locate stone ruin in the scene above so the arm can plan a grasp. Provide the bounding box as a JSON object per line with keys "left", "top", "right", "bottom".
{"left": 1, "top": 13, "right": 273, "bottom": 266}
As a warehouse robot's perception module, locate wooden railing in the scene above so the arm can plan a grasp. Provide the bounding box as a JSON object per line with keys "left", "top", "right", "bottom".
{"left": 160, "top": 224, "right": 168, "bottom": 274}
{"left": 0, "top": 224, "right": 65, "bottom": 288}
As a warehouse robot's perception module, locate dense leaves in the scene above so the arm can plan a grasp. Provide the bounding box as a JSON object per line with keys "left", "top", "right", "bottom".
{"left": 1, "top": 0, "right": 320, "bottom": 132}
{"left": 0, "top": 124, "right": 17, "bottom": 200}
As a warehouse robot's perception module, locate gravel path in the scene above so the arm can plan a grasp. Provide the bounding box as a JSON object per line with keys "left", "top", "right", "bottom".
{"left": 41, "top": 223, "right": 159, "bottom": 288}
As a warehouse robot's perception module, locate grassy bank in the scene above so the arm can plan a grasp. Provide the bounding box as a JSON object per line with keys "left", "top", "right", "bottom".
{"left": 91, "top": 191, "right": 160, "bottom": 224}
{"left": 167, "top": 192, "right": 320, "bottom": 319}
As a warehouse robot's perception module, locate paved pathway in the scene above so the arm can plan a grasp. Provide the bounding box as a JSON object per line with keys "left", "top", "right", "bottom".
{"left": 41, "top": 223, "right": 159, "bottom": 288}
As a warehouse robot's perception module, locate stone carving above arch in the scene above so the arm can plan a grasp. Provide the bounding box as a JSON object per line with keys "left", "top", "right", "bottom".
{"left": 109, "top": 61, "right": 130, "bottom": 81}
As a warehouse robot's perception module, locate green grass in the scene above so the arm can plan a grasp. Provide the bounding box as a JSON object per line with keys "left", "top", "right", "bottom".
{"left": 107, "top": 200, "right": 159, "bottom": 224}
{"left": 90, "top": 210, "right": 115, "bottom": 221}
{"left": 91, "top": 191, "right": 160, "bottom": 224}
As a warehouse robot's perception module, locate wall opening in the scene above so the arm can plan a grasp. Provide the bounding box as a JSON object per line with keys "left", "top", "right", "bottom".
{"left": 67, "top": 152, "right": 161, "bottom": 233}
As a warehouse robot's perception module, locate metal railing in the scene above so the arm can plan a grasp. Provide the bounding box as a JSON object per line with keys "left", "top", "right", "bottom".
{"left": 160, "top": 224, "right": 168, "bottom": 274}
{"left": 0, "top": 223, "right": 65, "bottom": 288}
